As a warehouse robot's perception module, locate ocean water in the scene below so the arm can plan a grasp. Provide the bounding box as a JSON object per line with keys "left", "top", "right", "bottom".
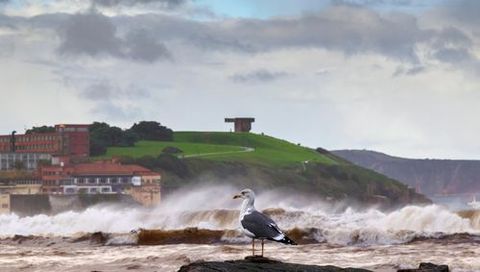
{"left": 1, "top": 186, "right": 479, "bottom": 272}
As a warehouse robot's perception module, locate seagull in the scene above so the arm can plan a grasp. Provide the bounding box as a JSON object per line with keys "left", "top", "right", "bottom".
{"left": 233, "top": 188, "right": 296, "bottom": 256}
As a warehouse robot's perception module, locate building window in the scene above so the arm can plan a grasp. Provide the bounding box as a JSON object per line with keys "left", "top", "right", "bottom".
{"left": 90, "top": 188, "right": 97, "bottom": 193}
{"left": 101, "top": 187, "right": 110, "bottom": 193}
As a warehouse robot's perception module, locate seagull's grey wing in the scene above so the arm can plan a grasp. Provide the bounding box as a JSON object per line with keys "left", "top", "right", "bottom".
{"left": 241, "top": 210, "right": 284, "bottom": 240}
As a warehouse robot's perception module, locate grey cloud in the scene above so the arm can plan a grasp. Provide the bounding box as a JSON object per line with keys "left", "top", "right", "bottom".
{"left": 80, "top": 81, "right": 150, "bottom": 101}
{"left": 92, "top": 0, "right": 186, "bottom": 8}
{"left": 431, "top": 27, "right": 472, "bottom": 49}
{"left": 0, "top": 14, "right": 21, "bottom": 29}
{"left": 433, "top": 48, "right": 473, "bottom": 64}
{"left": 393, "top": 65, "right": 426, "bottom": 77}
{"left": 124, "top": 29, "right": 172, "bottom": 62}
{"left": 230, "top": 69, "right": 289, "bottom": 83}
{"left": 44, "top": 61, "right": 150, "bottom": 120}
{"left": 58, "top": 12, "right": 121, "bottom": 57}
{"left": 405, "top": 66, "right": 426, "bottom": 75}
{"left": 246, "top": 7, "right": 425, "bottom": 62}
{"left": 127, "top": 5, "right": 435, "bottom": 62}
{"left": 439, "top": 0, "right": 480, "bottom": 28}
{"left": 3, "top": 3, "right": 477, "bottom": 66}
{"left": 0, "top": 36, "right": 14, "bottom": 58}
{"left": 332, "top": 0, "right": 414, "bottom": 6}
{"left": 57, "top": 12, "right": 171, "bottom": 62}
{"left": 426, "top": 26, "right": 477, "bottom": 67}
{"left": 80, "top": 80, "right": 149, "bottom": 120}
{"left": 80, "top": 81, "right": 116, "bottom": 100}
{"left": 91, "top": 101, "right": 143, "bottom": 121}
{"left": 189, "top": 32, "right": 256, "bottom": 53}
{"left": 315, "top": 69, "right": 330, "bottom": 76}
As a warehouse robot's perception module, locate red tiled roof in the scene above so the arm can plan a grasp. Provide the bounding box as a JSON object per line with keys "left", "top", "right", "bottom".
{"left": 42, "top": 162, "right": 160, "bottom": 176}
{"left": 72, "top": 163, "right": 159, "bottom": 176}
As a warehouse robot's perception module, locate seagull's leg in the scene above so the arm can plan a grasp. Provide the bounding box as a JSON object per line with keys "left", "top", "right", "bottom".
{"left": 261, "top": 239, "right": 264, "bottom": 257}
{"left": 252, "top": 238, "right": 255, "bottom": 256}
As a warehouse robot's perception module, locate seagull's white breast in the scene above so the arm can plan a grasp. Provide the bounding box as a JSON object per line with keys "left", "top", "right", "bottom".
{"left": 238, "top": 200, "right": 255, "bottom": 238}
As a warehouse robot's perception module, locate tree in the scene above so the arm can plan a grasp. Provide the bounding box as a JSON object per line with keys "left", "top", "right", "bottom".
{"left": 129, "top": 121, "right": 173, "bottom": 141}
{"left": 89, "top": 122, "right": 140, "bottom": 156}
{"left": 120, "top": 130, "right": 138, "bottom": 147}
{"left": 89, "top": 140, "right": 108, "bottom": 156}
{"left": 89, "top": 122, "right": 110, "bottom": 132}
{"left": 89, "top": 124, "right": 112, "bottom": 156}
{"left": 26, "top": 126, "right": 55, "bottom": 134}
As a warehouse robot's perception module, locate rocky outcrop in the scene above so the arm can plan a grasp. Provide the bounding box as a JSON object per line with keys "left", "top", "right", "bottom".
{"left": 178, "top": 257, "right": 450, "bottom": 272}
{"left": 398, "top": 262, "right": 449, "bottom": 272}
{"left": 178, "top": 256, "right": 372, "bottom": 272}
{"left": 71, "top": 232, "right": 109, "bottom": 245}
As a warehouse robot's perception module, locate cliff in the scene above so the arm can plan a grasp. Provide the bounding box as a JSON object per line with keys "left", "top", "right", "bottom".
{"left": 332, "top": 149, "right": 480, "bottom": 195}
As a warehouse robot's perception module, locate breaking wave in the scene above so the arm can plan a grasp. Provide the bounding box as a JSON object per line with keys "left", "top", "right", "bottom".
{"left": 1, "top": 185, "right": 480, "bottom": 246}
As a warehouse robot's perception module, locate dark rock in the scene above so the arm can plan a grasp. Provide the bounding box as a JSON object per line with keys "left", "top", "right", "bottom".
{"left": 397, "top": 262, "right": 449, "bottom": 272}
{"left": 177, "top": 257, "right": 372, "bottom": 272}
{"left": 90, "top": 232, "right": 109, "bottom": 245}
{"left": 138, "top": 228, "right": 224, "bottom": 245}
{"left": 163, "top": 146, "right": 183, "bottom": 154}
{"left": 12, "top": 235, "right": 33, "bottom": 244}
{"left": 126, "top": 264, "right": 141, "bottom": 270}
{"left": 71, "top": 232, "right": 109, "bottom": 245}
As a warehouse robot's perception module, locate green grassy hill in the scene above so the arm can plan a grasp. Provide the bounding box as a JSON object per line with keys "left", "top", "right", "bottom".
{"left": 98, "top": 131, "right": 430, "bottom": 208}
{"left": 103, "top": 140, "right": 245, "bottom": 159}
{"left": 103, "top": 131, "right": 338, "bottom": 166}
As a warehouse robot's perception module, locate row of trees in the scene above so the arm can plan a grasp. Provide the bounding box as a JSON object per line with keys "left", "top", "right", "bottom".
{"left": 90, "top": 121, "right": 173, "bottom": 156}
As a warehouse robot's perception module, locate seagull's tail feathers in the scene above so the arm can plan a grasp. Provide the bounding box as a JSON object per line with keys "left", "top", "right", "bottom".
{"left": 278, "top": 235, "right": 297, "bottom": 245}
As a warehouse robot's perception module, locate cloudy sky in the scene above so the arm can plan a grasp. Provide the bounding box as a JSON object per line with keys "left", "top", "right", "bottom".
{"left": 0, "top": 0, "right": 479, "bottom": 159}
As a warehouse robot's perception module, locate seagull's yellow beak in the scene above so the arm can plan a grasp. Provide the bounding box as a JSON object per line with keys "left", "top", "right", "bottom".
{"left": 233, "top": 194, "right": 242, "bottom": 199}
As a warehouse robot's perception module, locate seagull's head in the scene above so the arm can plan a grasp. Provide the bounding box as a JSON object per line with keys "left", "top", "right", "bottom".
{"left": 233, "top": 188, "right": 255, "bottom": 200}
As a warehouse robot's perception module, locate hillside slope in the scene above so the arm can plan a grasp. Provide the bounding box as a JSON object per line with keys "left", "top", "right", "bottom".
{"left": 106, "top": 132, "right": 338, "bottom": 166}
{"left": 332, "top": 149, "right": 480, "bottom": 196}
{"left": 102, "top": 132, "right": 430, "bottom": 208}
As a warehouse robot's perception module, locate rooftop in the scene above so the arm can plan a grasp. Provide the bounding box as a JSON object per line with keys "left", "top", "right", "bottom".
{"left": 43, "top": 162, "right": 160, "bottom": 177}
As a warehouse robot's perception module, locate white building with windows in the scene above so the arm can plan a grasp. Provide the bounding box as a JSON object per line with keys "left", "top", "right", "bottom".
{"left": 40, "top": 161, "right": 161, "bottom": 200}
